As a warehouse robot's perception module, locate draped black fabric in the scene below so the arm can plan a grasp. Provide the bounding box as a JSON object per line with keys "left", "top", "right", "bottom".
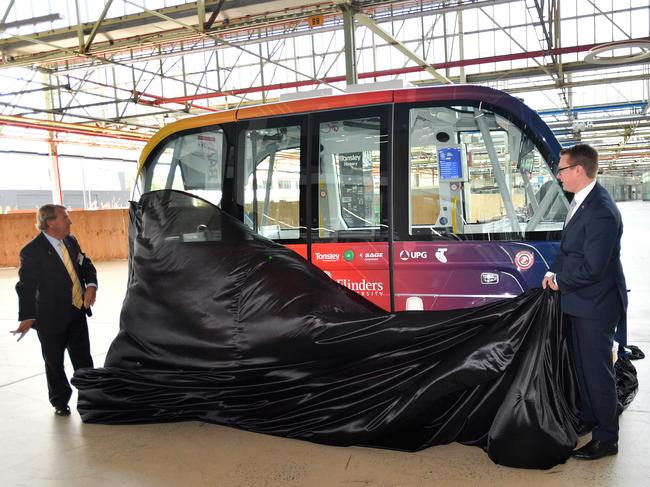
{"left": 74, "top": 190, "right": 631, "bottom": 469}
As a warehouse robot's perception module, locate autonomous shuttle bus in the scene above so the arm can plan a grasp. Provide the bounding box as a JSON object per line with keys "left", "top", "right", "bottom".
{"left": 136, "top": 85, "right": 569, "bottom": 312}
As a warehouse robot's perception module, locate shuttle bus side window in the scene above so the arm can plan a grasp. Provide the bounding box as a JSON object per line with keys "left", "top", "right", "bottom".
{"left": 460, "top": 113, "right": 568, "bottom": 234}
{"left": 242, "top": 125, "right": 302, "bottom": 240}
{"left": 148, "top": 144, "right": 184, "bottom": 192}
{"left": 407, "top": 107, "right": 567, "bottom": 238}
{"left": 145, "top": 128, "right": 226, "bottom": 207}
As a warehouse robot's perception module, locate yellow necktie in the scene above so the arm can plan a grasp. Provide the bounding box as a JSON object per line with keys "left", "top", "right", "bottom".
{"left": 59, "top": 241, "right": 84, "bottom": 309}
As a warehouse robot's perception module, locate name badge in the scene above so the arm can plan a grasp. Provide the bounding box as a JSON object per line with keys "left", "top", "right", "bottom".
{"left": 77, "top": 253, "right": 84, "bottom": 265}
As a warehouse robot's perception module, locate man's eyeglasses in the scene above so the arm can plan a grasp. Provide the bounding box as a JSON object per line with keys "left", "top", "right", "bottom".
{"left": 556, "top": 163, "right": 579, "bottom": 174}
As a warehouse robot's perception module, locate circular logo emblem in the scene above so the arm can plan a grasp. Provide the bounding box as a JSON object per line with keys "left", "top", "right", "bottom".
{"left": 343, "top": 250, "right": 355, "bottom": 262}
{"left": 515, "top": 250, "right": 535, "bottom": 270}
{"left": 399, "top": 250, "right": 409, "bottom": 261}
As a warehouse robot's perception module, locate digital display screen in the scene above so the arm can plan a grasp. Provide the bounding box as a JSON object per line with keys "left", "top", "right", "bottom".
{"left": 437, "top": 146, "right": 464, "bottom": 181}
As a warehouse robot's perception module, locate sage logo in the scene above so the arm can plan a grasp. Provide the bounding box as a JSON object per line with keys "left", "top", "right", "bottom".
{"left": 362, "top": 252, "right": 383, "bottom": 261}
{"left": 343, "top": 250, "right": 355, "bottom": 262}
{"left": 399, "top": 250, "right": 428, "bottom": 261}
{"left": 435, "top": 248, "right": 448, "bottom": 263}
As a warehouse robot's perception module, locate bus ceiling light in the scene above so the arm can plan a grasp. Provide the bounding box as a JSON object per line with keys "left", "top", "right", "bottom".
{"left": 584, "top": 40, "right": 650, "bottom": 65}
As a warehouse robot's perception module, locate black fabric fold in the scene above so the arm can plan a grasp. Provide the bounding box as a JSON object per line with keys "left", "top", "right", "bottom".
{"left": 72, "top": 190, "right": 634, "bottom": 470}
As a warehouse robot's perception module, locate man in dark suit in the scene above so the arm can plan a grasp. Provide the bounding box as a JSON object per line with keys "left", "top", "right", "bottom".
{"left": 12, "top": 204, "right": 97, "bottom": 416}
{"left": 542, "top": 144, "right": 627, "bottom": 460}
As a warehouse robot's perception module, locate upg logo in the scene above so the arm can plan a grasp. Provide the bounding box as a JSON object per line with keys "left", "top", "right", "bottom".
{"left": 399, "top": 250, "right": 428, "bottom": 261}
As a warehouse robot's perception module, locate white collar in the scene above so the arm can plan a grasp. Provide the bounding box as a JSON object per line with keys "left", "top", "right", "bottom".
{"left": 572, "top": 179, "right": 596, "bottom": 208}
{"left": 43, "top": 231, "right": 63, "bottom": 248}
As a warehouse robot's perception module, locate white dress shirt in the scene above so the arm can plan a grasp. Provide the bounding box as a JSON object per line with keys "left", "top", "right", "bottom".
{"left": 565, "top": 179, "right": 596, "bottom": 224}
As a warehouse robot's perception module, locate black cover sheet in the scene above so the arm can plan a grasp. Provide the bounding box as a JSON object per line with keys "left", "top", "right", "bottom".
{"left": 74, "top": 190, "right": 591, "bottom": 469}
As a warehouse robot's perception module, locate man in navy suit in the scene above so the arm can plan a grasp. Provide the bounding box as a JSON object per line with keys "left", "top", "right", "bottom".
{"left": 12, "top": 204, "right": 97, "bottom": 416}
{"left": 542, "top": 144, "right": 627, "bottom": 460}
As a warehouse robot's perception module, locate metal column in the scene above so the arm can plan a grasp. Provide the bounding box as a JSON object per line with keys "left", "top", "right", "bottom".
{"left": 338, "top": 1, "right": 358, "bottom": 85}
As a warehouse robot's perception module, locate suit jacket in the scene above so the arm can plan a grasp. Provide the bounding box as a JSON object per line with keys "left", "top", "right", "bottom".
{"left": 550, "top": 182, "right": 627, "bottom": 321}
{"left": 16, "top": 233, "right": 97, "bottom": 333}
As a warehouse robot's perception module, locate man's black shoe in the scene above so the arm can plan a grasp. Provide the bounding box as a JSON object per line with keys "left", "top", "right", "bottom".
{"left": 54, "top": 406, "right": 71, "bottom": 416}
{"left": 572, "top": 439, "right": 618, "bottom": 460}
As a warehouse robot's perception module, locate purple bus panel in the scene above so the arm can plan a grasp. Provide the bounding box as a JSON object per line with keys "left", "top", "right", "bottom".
{"left": 393, "top": 241, "right": 559, "bottom": 311}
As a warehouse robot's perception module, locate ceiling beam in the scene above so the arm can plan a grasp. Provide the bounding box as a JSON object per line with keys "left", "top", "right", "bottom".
{"left": 0, "top": 0, "right": 517, "bottom": 69}
{"left": 83, "top": 0, "right": 114, "bottom": 54}
{"left": 0, "top": 114, "right": 149, "bottom": 141}
{"left": 121, "top": 0, "right": 346, "bottom": 94}
{"left": 0, "top": 14, "right": 61, "bottom": 31}
{"left": 197, "top": 0, "right": 206, "bottom": 32}
{"left": 204, "top": 0, "right": 226, "bottom": 31}
{"left": 0, "top": 0, "right": 15, "bottom": 25}
{"left": 355, "top": 11, "right": 451, "bottom": 84}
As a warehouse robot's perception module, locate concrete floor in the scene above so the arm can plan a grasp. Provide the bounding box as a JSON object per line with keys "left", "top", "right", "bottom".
{"left": 1, "top": 200, "right": 649, "bottom": 487}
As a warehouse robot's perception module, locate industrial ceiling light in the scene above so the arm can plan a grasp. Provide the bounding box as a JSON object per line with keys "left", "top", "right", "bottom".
{"left": 584, "top": 40, "right": 650, "bottom": 65}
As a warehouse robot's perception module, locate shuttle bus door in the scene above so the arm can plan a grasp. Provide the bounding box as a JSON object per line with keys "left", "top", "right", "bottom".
{"left": 309, "top": 105, "right": 392, "bottom": 311}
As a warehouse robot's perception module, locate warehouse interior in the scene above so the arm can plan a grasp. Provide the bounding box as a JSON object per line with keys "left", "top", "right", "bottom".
{"left": 1, "top": 1, "right": 649, "bottom": 485}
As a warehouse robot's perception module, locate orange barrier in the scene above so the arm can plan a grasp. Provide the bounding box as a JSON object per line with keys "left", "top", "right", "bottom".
{"left": 0, "top": 209, "right": 129, "bottom": 268}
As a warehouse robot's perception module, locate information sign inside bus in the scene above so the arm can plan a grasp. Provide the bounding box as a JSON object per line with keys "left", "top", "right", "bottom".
{"left": 438, "top": 146, "right": 464, "bottom": 181}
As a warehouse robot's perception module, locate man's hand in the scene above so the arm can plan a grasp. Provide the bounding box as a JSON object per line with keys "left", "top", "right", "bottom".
{"left": 542, "top": 274, "right": 559, "bottom": 291}
{"left": 84, "top": 287, "right": 97, "bottom": 309}
{"left": 11, "top": 319, "right": 35, "bottom": 342}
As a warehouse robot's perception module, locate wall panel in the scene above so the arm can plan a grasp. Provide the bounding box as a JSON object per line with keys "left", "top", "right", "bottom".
{"left": 0, "top": 209, "right": 129, "bottom": 268}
